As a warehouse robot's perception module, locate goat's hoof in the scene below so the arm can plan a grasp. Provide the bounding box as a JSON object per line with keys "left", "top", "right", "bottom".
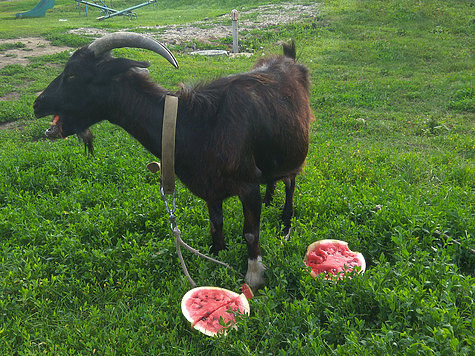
{"left": 281, "top": 222, "right": 292, "bottom": 240}
{"left": 245, "top": 257, "right": 266, "bottom": 292}
{"left": 282, "top": 227, "right": 292, "bottom": 241}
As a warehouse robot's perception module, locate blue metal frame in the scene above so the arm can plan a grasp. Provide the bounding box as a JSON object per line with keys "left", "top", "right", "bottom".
{"left": 75, "top": 0, "right": 156, "bottom": 20}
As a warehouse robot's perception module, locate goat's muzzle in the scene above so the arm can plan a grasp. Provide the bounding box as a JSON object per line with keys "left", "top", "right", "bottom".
{"left": 45, "top": 115, "right": 62, "bottom": 139}
{"left": 45, "top": 125, "right": 60, "bottom": 138}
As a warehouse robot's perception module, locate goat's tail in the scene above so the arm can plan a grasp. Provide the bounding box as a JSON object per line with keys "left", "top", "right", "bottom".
{"left": 282, "top": 40, "right": 296, "bottom": 60}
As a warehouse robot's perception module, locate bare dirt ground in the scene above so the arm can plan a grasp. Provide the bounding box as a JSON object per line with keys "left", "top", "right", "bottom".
{"left": 70, "top": 2, "right": 320, "bottom": 45}
{"left": 0, "top": 2, "right": 320, "bottom": 69}
{"left": 0, "top": 37, "right": 72, "bottom": 69}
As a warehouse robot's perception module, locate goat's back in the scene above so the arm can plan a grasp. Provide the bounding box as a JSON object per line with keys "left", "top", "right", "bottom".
{"left": 176, "top": 50, "right": 313, "bottom": 198}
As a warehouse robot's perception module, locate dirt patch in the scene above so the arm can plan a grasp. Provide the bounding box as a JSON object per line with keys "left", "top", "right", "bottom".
{"left": 0, "top": 120, "right": 26, "bottom": 131}
{"left": 0, "top": 37, "right": 72, "bottom": 69}
{"left": 0, "top": 1, "right": 320, "bottom": 68}
{"left": 71, "top": 2, "right": 321, "bottom": 46}
{"left": 0, "top": 91, "right": 20, "bottom": 101}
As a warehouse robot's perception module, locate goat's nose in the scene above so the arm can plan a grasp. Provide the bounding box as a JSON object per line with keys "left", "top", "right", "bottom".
{"left": 33, "top": 94, "right": 45, "bottom": 117}
{"left": 33, "top": 101, "right": 39, "bottom": 116}
{"left": 33, "top": 96, "right": 41, "bottom": 111}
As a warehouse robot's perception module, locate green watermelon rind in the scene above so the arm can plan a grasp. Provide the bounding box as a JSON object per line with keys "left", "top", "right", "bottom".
{"left": 181, "top": 286, "right": 250, "bottom": 337}
{"left": 304, "top": 239, "right": 366, "bottom": 279}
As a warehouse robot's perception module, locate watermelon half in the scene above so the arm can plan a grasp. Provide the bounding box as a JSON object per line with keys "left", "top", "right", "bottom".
{"left": 304, "top": 239, "right": 366, "bottom": 279}
{"left": 181, "top": 286, "right": 250, "bottom": 337}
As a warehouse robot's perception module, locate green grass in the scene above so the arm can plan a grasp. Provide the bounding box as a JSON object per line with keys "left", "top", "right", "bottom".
{"left": 0, "top": 0, "right": 279, "bottom": 38}
{"left": 0, "top": 0, "right": 474, "bottom": 354}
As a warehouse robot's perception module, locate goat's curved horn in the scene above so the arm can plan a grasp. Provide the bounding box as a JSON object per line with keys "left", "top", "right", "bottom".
{"left": 88, "top": 32, "right": 179, "bottom": 68}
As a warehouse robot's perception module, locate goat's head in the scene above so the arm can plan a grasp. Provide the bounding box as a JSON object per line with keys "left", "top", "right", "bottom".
{"left": 34, "top": 32, "right": 178, "bottom": 152}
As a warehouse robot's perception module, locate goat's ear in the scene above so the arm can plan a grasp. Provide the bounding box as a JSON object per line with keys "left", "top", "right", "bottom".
{"left": 98, "top": 58, "right": 150, "bottom": 79}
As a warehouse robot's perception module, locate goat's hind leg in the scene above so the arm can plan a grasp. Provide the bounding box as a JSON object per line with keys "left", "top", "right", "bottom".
{"left": 282, "top": 176, "right": 296, "bottom": 240}
{"left": 239, "top": 184, "right": 265, "bottom": 292}
{"left": 263, "top": 181, "right": 276, "bottom": 207}
{"left": 207, "top": 200, "right": 226, "bottom": 254}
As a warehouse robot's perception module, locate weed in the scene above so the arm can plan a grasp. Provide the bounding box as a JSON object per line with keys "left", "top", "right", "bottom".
{"left": 0, "top": 42, "right": 25, "bottom": 52}
{"left": 0, "top": 0, "right": 473, "bottom": 354}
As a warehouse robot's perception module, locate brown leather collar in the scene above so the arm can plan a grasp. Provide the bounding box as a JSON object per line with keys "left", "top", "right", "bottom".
{"left": 161, "top": 95, "right": 179, "bottom": 194}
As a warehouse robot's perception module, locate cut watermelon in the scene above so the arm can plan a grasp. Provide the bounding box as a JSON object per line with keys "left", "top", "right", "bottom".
{"left": 181, "top": 286, "right": 250, "bottom": 337}
{"left": 304, "top": 239, "right": 366, "bottom": 279}
{"left": 240, "top": 283, "right": 254, "bottom": 300}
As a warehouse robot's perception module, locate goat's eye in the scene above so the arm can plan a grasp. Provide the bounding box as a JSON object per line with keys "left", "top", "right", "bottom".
{"left": 65, "top": 74, "right": 76, "bottom": 81}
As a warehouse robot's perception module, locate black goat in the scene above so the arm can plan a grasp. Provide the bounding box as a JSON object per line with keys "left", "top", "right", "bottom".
{"left": 34, "top": 32, "right": 314, "bottom": 290}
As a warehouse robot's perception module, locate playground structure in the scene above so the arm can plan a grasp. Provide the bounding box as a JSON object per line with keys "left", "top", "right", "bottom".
{"left": 75, "top": 0, "right": 156, "bottom": 20}
{"left": 16, "top": 0, "right": 55, "bottom": 18}
{"left": 15, "top": 0, "right": 155, "bottom": 20}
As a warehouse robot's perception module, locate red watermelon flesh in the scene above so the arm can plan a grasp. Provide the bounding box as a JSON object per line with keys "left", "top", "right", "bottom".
{"left": 304, "top": 239, "right": 366, "bottom": 279}
{"left": 181, "top": 286, "right": 250, "bottom": 337}
{"left": 240, "top": 283, "right": 254, "bottom": 300}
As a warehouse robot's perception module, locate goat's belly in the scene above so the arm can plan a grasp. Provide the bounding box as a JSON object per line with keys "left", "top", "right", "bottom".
{"left": 177, "top": 174, "right": 238, "bottom": 202}
{"left": 177, "top": 150, "right": 306, "bottom": 201}
{"left": 257, "top": 154, "right": 307, "bottom": 181}
{"left": 255, "top": 139, "right": 308, "bottom": 173}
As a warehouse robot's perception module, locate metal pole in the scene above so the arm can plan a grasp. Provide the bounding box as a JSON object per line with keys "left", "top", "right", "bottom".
{"left": 231, "top": 9, "right": 239, "bottom": 53}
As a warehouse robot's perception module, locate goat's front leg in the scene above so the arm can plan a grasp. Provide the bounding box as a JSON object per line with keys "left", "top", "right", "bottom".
{"left": 207, "top": 200, "right": 226, "bottom": 254}
{"left": 239, "top": 184, "right": 265, "bottom": 292}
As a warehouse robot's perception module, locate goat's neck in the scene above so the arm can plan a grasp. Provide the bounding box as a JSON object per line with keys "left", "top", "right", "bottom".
{"left": 108, "top": 88, "right": 167, "bottom": 159}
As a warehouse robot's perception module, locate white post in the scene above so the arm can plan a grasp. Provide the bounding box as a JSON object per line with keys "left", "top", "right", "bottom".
{"left": 231, "top": 9, "right": 239, "bottom": 53}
